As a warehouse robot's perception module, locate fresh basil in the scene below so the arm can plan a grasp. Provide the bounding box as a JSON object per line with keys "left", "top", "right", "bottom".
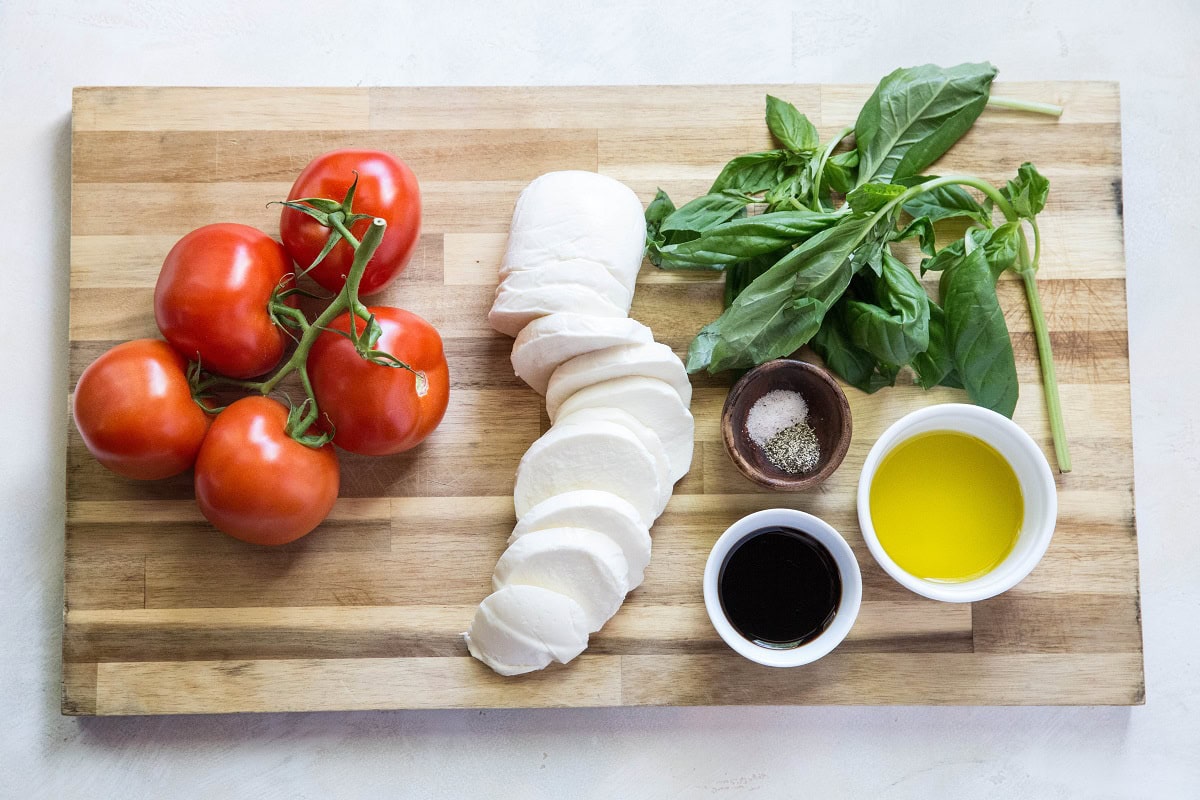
{"left": 724, "top": 252, "right": 782, "bottom": 308}
{"left": 854, "top": 62, "right": 997, "bottom": 185}
{"left": 1003, "top": 161, "right": 1050, "bottom": 218}
{"left": 822, "top": 149, "right": 859, "bottom": 194}
{"left": 890, "top": 215, "right": 937, "bottom": 256}
{"left": 841, "top": 250, "right": 931, "bottom": 367}
{"left": 846, "top": 182, "right": 907, "bottom": 214}
{"left": 658, "top": 191, "right": 752, "bottom": 238}
{"left": 687, "top": 214, "right": 880, "bottom": 373}
{"left": 766, "top": 95, "right": 820, "bottom": 153}
{"left": 643, "top": 66, "right": 1069, "bottom": 470}
{"left": 940, "top": 246, "right": 1019, "bottom": 417}
{"left": 811, "top": 306, "right": 898, "bottom": 394}
{"left": 645, "top": 189, "right": 676, "bottom": 250}
{"left": 655, "top": 210, "right": 842, "bottom": 269}
{"left": 920, "top": 222, "right": 1021, "bottom": 278}
{"left": 900, "top": 177, "right": 991, "bottom": 224}
{"left": 709, "top": 151, "right": 791, "bottom": 194}
{"left": 910, "top": 301, "right": 959, "bottom": 389}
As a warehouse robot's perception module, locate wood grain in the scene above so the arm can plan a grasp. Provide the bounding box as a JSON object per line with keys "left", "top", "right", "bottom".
{"left": 64, "top": 84, "right": 1142, "bottom": 714}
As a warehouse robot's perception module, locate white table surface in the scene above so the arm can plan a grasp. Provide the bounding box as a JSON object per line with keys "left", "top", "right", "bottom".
{"left": 3, "top": 1, "right": 1197, "bottom": 796}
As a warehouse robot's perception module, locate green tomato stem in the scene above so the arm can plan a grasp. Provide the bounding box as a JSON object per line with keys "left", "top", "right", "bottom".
{"left": 987, "top": 96, "right": 1064, "bottom": 117}
{"left": 257, "top": 217, "right": 386, "bottom": 398}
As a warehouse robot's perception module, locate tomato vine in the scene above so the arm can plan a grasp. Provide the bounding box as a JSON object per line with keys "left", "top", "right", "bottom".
{"left": 190, "top": 175, "right": 424, "bottom": 447}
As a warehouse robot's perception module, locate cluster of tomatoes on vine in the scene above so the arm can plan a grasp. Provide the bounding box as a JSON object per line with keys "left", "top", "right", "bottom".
{"left": 73, "top": 150, "right": 450, "bottom": 545}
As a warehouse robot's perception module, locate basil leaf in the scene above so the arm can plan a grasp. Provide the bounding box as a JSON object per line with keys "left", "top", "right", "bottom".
{"left": 891, "top": 215, "right": 937, "bottom": 256}
{"left": 645, "top": 188, "right": 675, "bottom": 236}
{"left": 764, "top": 169, "right": 812, "bottom": 212}
{"left": 846, "top": 182, "right": 906, "bottom": 214}
{"left": 1003, "top": 161, "right": 1050, "bottom": 218}
{"left": 709, "top": 151, "right": 790, "bottom": 193}
{"left": 848, "top": 212, "right": 898, "bottom": 277}
{"left": 811, "top": 306, "right": 898, "bottom": 394}
{"left": 900, "top": 177, "right": 991, "bottom": 224}
{"left": 766, "top": 95, "right": 819, "bottom": 152}
{"left": 645, "top": 189, "right": 676, "bottom": 264}
{"left": 823, "top": 149, "right": 859, "bottom": 194}
{"left": 656, "top": 210, "right": 842, "bottom": 268}
{"left": 940, "top": 247, "right": 1018, "bottom": 417}
{"left": 978, "top": 222, "right": 1022, "bottom": 279}
{"left": 854, "top": 62, "right": 997, "bottom": 185}
{"left": 841, "top": 250, "right": 931, "bottom": 366}
{"left": 686, "top": 214, "right": 881, "bottom": 373}
{"left": 919, "top": 222, "right": 1020, "bottom": 277}
{"left": 910, "top": 301, "right": 957, "bottom": 389}
{"left": 660, "top": 191, "right": 753, "bottom": 238}
{"left": 724, "top": 252, "right": 782, "bottom": 308}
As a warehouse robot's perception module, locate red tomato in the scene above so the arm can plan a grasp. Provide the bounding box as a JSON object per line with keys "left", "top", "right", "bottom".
{"left": 194, "top": 396, "right": 339, "bottom": 546}
{"left": 72, "top": 339, "right": 211, "bottom": 480}
{"left": 154, "top": 223, "right": 293, "bottom": 379}
{"left": 308, "top": 306, "right": 450, "bottom": 456}
{"left": 279, "top": 149, "right": 421, "bottom": 296}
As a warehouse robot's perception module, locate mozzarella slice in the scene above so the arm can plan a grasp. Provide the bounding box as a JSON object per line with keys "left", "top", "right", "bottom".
{"left": 511, "top": 490, "right": 652, "bottom": 588}
{"left": 555, "top": 406, "right": 672, "bottom": 517}
{"left": 545, "top": 341, "right": 693, "bottom": 421}
{"left": 492, "top": 528, "right": 629, "bottom": 632}
{"left": 554, "top": 376, "right": 695, "bottom": 484}
{"left": 464, "top": 585, "right": 589, "bottom": 676}
{"left": 489, "top": 283, "right": 626, "bottom": 338}
{"left": 510, "top": 313, "right": 653, "bottom": 395}
{"left": 501, "top": 171, "right": 646, "bottom": 293}
{"left": 514, "top": 419, "right": 663, "bottom": 525}
{"left": 492, "top": 258, "right": 634, "bottom": 310}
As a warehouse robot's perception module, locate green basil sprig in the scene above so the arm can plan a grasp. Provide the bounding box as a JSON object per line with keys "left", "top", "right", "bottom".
{"left": 643, "top": 62, "right": 1070, "bottom": 471}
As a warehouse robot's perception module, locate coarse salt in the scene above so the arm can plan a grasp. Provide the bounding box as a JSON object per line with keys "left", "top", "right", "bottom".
{"left": 745, "top": 389, "right": 809, "bottom": 447}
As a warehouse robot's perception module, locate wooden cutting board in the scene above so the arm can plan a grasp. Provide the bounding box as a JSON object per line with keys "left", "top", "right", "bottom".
{"left": 63, "top": 84, "right": 1142, "bottom": 714}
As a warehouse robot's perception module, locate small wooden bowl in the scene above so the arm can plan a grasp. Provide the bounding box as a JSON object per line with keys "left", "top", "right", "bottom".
{"left": 721, "top": 359, "right": 853, "bottom": 491}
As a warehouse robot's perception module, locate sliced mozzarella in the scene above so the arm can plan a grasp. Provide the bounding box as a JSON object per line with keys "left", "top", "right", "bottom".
{"left": 545, "top": 341, "right": 692, "bottom": 421}
{"left": 514, "top": 419, "right": 663, "bottom": 525}
{"left": 492, "top": 528, "right": 629, "bottom": 632}
{"left": 464, "top": 585, "right": 589, "bottom": 676}
{"left": 492, "top": 258, "right": 633, "bottom": 311}
{"left": 510, "top": 313, "right": 652, "bottom": 395}
{"left": 501, "top": 171, "right": 646, "bottom": 294}
{"left": 556, "top": 406, "right": 671, "bottom": 517}
{"left": 511, "top": 490, "right": 652, "bottom": 588}
{"left": 489, "top": 283, "right": 626, "bottom": 338}
{"left": 554, "top": 376, "right": 695, "bottom": 484}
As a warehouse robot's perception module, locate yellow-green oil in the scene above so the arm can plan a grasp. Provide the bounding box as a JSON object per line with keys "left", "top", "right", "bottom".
{"left": 869, "top": 430, "right": 1023, "bottom": 582}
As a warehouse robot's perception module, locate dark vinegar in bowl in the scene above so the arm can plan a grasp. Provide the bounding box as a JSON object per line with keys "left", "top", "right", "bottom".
{"left": 717, "top": 526, "right": 842, "bottom": 649}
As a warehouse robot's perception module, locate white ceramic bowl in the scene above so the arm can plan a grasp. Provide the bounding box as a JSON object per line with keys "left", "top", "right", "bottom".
{"left": 857, "top": 403, "right": 1057, "bottom": 603}
{"left": 703, "top": 508, "right": 862, "bottom": 667}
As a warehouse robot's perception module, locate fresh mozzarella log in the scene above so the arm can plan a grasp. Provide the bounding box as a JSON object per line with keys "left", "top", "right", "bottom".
{"left": 500, "top": 171, "right": 646, "bottom": 294}
{"left": 511, "top": 490, "right": 652, "bottom": 588}
{"left": 555, "top": 407, "right": 671, "bottom": 517}
{"left": 492, "top": 258, "right": 634, "bottom": 310}
{"left": 489, "top": 283, "right": 627, "bottom": 338}
{"left": 545, "top": 341, "right": 692, "bottom": 421}
{"left": 464, "top": 585, "right": 590, "bottom": 676}
{"left": 513, "top": 419, "right": 663, "bottom": 525}
{"left": 553, "top": 376, "right": 695, "bottom": 483}
{"left": 510, "top": 313, "right": 653, "bottom": 395}
{"left": 492, "top": 528, "right": 629, "bottom": 633}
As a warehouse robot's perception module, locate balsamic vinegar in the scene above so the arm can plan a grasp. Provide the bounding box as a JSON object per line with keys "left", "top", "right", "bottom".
{"left": 718, "top": 526, "right": 841, "bottom": 648}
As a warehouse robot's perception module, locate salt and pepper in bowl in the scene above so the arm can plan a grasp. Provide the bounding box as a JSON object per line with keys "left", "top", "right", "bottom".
{"left": 720, "top": 359, "right": 852, "bottom": 491}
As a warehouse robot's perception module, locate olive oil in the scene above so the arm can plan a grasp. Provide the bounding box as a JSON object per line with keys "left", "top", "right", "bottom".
{"left": 718, "top": 527, "right": 841, "bottom": 648}
{"left": 869, "top": 431, "right": 1023, "bottom": 582}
